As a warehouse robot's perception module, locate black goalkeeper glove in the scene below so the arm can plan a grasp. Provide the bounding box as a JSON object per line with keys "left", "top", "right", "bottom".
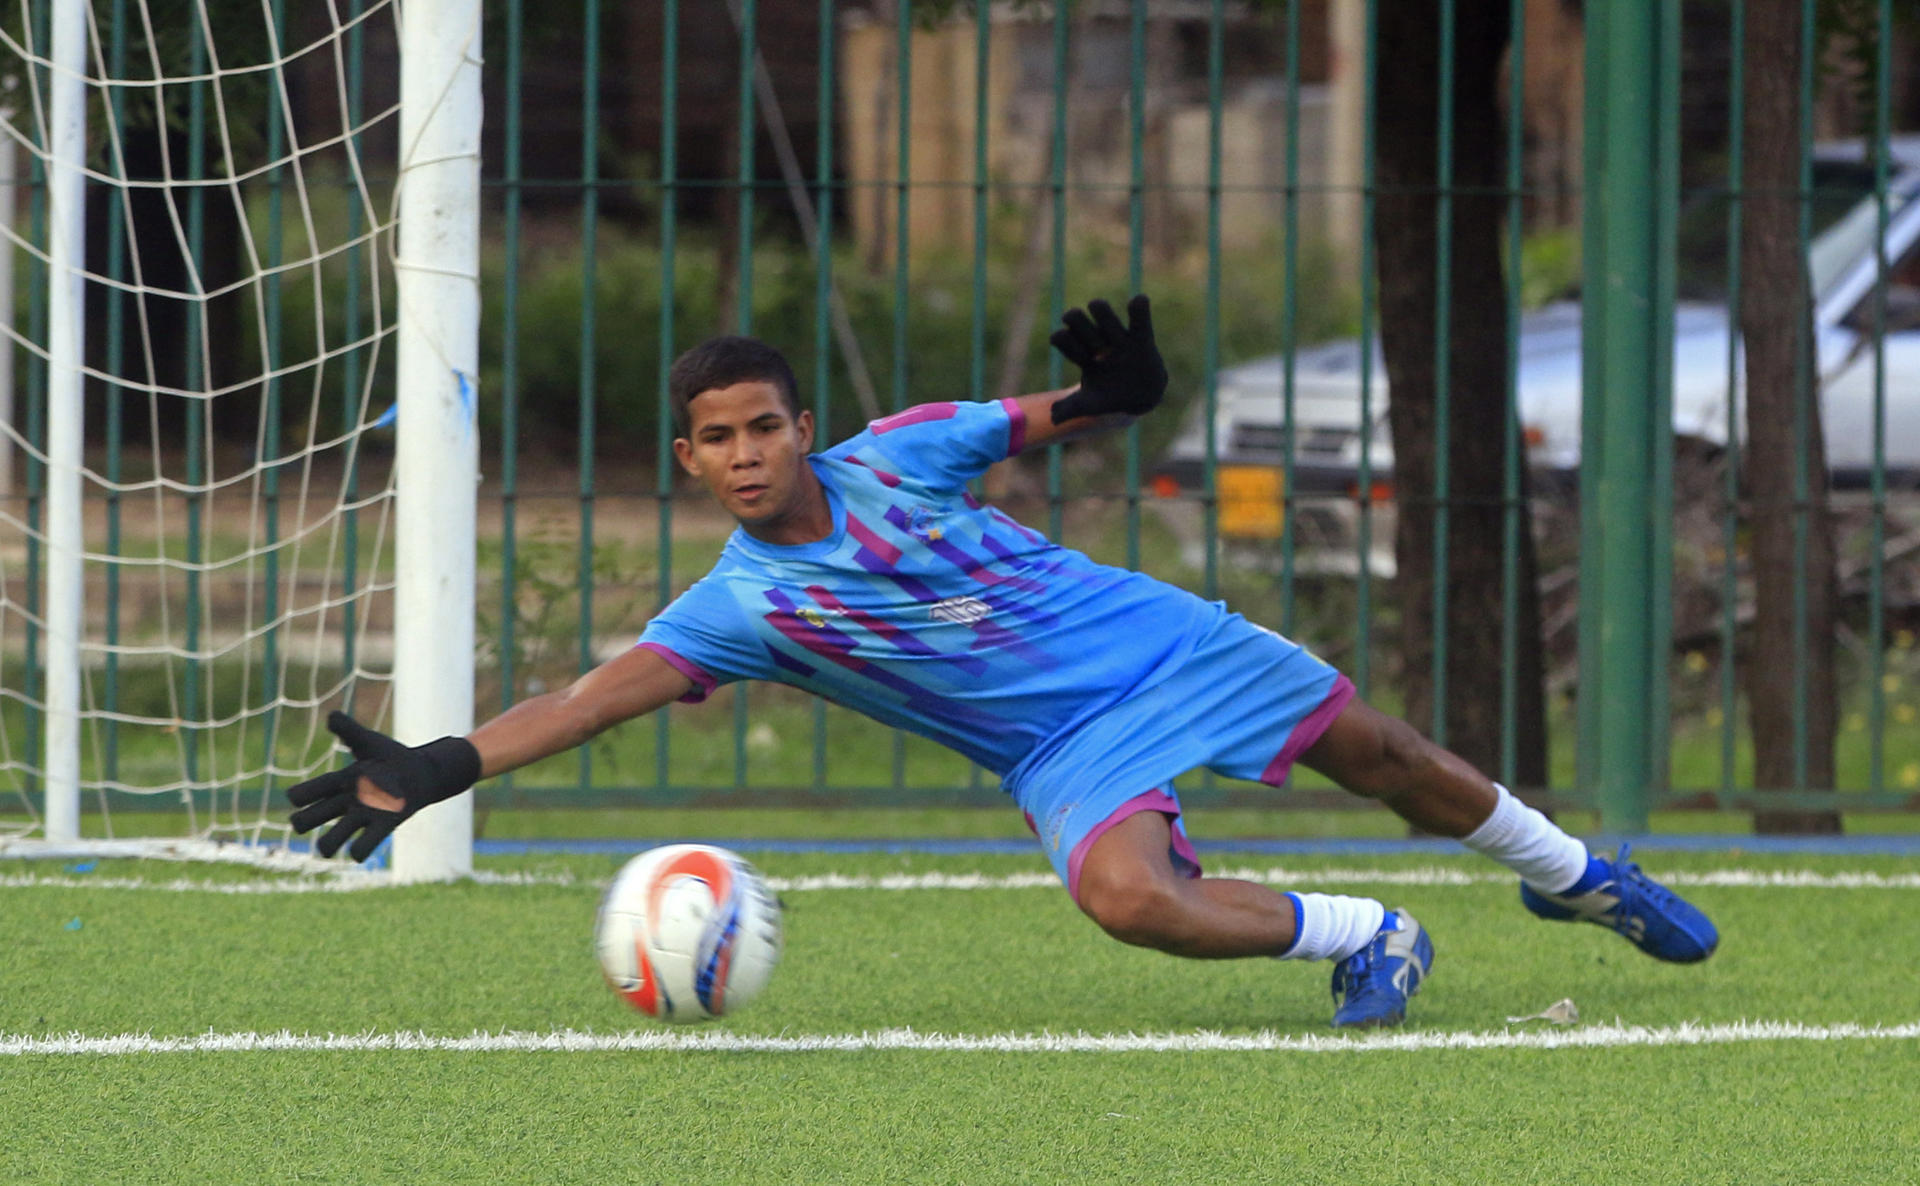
{"left": 1047, "top": 294, "right": 1168, "bottom": 425}
{"left": 285, "top": 711, "right": 482, "bottom": 862}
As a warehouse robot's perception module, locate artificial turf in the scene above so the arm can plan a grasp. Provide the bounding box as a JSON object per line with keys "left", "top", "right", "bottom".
{"left": 3, "top": 848, "right": 1916, "bottom": 1184}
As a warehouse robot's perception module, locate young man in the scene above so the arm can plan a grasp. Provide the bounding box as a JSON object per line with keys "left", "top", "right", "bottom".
{"left": 288, "top": 295, "right": 1717, "bottom": 1028}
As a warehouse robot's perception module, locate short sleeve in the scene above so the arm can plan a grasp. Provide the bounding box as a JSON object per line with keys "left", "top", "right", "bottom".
{"left": 635, "top": 574, "right": 768, "bottom": 703}
{"left": 822, "top": 398, "right": 1025, "bottom": 493}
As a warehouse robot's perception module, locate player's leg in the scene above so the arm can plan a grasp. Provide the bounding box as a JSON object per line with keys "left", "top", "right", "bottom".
{"left": 1070, "top": 805, "right": 1431, "bottom": 1027}
{"left": 1294, "top": 696, "right": 1501, "bottom": 838}
{"left": 1012, "top": 614, "right": 1441, "bottom": 1023}
{"left": 1297, "top": 696, "right": 1718, "bottom": 963}
{"left": 1072, "top": 809, "right": 1305, "bottom": 958}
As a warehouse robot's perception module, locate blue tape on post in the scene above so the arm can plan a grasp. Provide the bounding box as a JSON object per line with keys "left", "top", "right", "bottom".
{"left": 370, "top": 372, "right": 473, "bottom": 431}
{"left": 456, "top": 369, "right": 476, "bottom": 425}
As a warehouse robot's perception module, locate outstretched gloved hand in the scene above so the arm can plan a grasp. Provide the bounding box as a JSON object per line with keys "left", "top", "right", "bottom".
{"left": 286, "top": 711, "right": 481, "bottom": 862}
{"left": 1047, "top": 294, "right": 1167, "bottom": 425}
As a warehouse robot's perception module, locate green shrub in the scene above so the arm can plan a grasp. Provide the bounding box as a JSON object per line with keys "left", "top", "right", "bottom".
{"left": 472, "top": 219, "right": 1361, "bottom": 475}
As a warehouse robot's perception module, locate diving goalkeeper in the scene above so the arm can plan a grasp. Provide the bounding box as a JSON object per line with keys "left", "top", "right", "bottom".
{"left": 287, "top": 295, "right": 1717, "bottom": 1028}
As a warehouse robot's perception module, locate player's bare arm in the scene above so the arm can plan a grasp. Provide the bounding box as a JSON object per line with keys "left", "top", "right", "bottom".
{"left": 469, "top": 645, "right": 693, "bottom": 777}
{"left": 285, "top": 647, "right": 691, "bottom": 860}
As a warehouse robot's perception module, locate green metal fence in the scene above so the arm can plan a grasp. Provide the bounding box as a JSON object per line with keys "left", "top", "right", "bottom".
{"left": 471, "top": 0, "right": 1916, "bottom": 824}
{"left": 3, "top": 0, "right": 1917, "bottom": 833}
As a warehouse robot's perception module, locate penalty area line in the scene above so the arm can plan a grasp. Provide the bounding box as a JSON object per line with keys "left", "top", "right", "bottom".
{"left": 3, "top": 1020, "right": 1918, "bottom": 1057}
{"left": 763, "top": 868, "right": 1920, "bottom": 892}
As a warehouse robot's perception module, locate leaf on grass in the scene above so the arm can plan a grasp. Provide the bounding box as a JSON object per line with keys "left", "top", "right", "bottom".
{"left": 1505, "top": 998, "right": 1578, "bottom": 1025}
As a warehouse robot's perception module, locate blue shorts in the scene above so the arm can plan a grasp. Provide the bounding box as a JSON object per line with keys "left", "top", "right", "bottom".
{"left": 1008, "top": 611, "right": 1353, "bottom": 903}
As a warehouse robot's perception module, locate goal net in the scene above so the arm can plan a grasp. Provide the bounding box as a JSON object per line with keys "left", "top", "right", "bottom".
{"left": 0, "top": 0, "right": 479, "bottom": 876}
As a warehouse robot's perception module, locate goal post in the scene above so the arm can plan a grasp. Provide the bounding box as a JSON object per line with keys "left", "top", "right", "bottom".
{"left": 391, "top": 0, "right": 481, "bottom": 881}
{"left": 42, "top": 0, "right": 87, "bottom": 843}
{"left": 0, "top": 0, "right": 480, "bottom": 877}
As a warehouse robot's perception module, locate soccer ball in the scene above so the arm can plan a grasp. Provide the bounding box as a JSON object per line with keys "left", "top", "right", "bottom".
{"left": 595, "top": 844, "right": 783, "bottom": 1023}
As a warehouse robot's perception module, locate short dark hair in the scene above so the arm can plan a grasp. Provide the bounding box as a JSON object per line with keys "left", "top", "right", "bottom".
{"left": 667, "top": 336, "right": 801, "bottom": 435}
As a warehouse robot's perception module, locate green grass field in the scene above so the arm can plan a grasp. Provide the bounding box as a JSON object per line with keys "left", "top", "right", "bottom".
{"left": 4, "top": 843, "right": 1917, "bottom": 1184}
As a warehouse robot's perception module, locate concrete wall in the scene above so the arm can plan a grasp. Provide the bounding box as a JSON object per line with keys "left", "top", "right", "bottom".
{"left": 837, "top": 8, "right": 1337, "bottom": 268}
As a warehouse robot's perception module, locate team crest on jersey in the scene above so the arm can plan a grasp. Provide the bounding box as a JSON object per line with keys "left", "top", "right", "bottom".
{"left": 928, "top": 596, "right": 991, "bottom": 626}
{"left": 797, "top": 607, "right": 829, "bottom": 628}
{"left": 904, "top": 504, "right": 945, "bottom": 543}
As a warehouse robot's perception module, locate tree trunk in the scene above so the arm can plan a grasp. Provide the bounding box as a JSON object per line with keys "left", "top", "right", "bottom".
{"left": 1739, "top": 0, "right": 1841, "bottom": 832}
{"left": 1373, "top": 0, "right": 1548, "bottom": 788}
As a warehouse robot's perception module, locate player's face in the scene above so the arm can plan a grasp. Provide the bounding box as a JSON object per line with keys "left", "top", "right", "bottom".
{"left": 674, "top": 381, "right": 823, "bottom": 539}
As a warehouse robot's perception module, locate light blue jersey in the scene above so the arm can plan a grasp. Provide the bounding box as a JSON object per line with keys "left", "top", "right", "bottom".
{"left": 643, "top": 397, "right": 1352, "bottom": 898}
{"left": 638, "top": 398, "right": 1225, "bottom": 781}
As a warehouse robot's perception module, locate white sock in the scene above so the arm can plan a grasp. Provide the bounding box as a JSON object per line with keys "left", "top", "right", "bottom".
{"left": 1278, "top": 892, "right": 1387, "bottom": 962}
{"left": 1461, "top": 782, "right": 1590, "bottom": 893}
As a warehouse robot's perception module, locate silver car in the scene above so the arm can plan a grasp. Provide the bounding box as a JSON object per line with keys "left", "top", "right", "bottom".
{"left": 1158, "top": 139, "right": 1920, "bottom": 550}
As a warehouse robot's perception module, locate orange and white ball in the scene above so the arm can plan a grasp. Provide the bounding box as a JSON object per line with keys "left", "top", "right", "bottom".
{"left": 595, "top": 844, "right": 783, "bottom": 1023}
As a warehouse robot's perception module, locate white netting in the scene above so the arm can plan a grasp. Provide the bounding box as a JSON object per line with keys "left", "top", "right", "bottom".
{"left": 0, "top": 1, "right": 403, "bottom": 856}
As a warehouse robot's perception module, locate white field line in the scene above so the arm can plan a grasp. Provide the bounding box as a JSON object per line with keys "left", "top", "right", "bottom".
{"left": 4, "top": 866, "right": 1920, "bottom": 894}
{"left": 3, "top": 1019, "right": 1917, "bottom": 1058}
{"left": 0, "top": 870, "right": 570, "bottom": 894}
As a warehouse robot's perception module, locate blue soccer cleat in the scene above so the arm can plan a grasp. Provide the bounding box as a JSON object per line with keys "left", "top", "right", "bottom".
{"left": 1519, "top": 844, "right": 1718, "bottom": 963}
{"left": 1330, "top": 909, "right": 1433, "bottom": 1029}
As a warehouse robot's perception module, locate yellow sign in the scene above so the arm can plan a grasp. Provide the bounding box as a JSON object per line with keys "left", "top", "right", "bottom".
{"left": 1216, "top": 466, "right": 1285, "bottom": 539}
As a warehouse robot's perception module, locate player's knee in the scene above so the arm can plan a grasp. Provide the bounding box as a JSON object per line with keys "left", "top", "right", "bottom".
{"left": 1076, "top": 870, "right": 1185, "bottom": 950}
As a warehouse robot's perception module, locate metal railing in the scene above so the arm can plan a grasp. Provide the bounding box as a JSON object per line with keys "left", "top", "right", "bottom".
{"left": 3, "top": 0, "right": 1915, "bottom": 831}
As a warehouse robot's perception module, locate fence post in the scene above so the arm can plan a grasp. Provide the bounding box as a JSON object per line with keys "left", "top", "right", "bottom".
{"left": 1577, "top": 1, "right": 1679, "bottom": 833}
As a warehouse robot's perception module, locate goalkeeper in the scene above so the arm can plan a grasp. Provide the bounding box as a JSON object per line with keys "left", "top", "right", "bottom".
{"left": 288, "top": 295, "right": 1717, "bottom": 1028}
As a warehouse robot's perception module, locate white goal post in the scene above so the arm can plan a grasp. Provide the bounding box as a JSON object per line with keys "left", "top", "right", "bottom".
{"left": 0, "top": 0, "right": 479, "bottom": 878}
{"left": 391, "top": 0, "right": 481, "bottom": 880}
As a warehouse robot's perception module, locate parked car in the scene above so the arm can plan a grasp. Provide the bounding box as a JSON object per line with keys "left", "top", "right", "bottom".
{"left": 1157, "top": 139, "right": 1920, "bottom": 543}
